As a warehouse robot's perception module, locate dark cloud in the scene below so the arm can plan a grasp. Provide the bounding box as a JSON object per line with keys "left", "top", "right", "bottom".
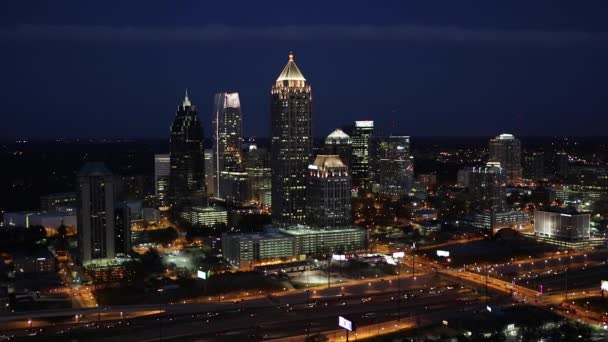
{"left": 2, "top": 24, "right": 607, "bottom": 47}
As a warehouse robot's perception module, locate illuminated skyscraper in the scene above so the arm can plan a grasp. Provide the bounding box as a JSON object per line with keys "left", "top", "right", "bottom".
{"left": 168, "top": 91, "right": 206, "bottom": 208}
{"left": 489, "top": 133, "right": 522, "bottom": 184}
{"left": 351, "top": 121, "right": 374, "bottom": 187}
{"left": 369, "top": 135, "right": 414, "bottom": 196}
{"left": 325, "top": 129, "right": 353, "bottom": 168}
{"left": 270, "top": 52, "right": 312, "bottom": 224}
{"left": 213, "top": 92, "right": 244, "bottom": 200}
{"left": 306, "top": 155, "right": 352, "bottom": 228}
{"left": 154, "top": 154, "right": 170, "bottom": 201}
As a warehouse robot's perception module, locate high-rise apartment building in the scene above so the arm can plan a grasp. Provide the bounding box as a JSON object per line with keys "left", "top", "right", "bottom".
{"left": 114, "top": 203, "right": 131, "bottom": 256}
{"left": 351, "top": 121, "right": 374, "bottom": 187}
{"left": 555, "top": 151, "right": 569, "bottom": 178}
{"left": 489, "top": 133, "right": 522, "bottom": 184}
{"left": 213, "top": 92, "right": 244, "bottom": 199}
{"left": 306, "top": 155, "right": 352, "bottom": 228}
{"left": 463, "top": 163, "right": 507, "bottom": 211}
{"left": 369, "top": 135, "right": 414, "bottom": 196}
{"left": 204, "top": 148, "right": 215, "bottom": 197}
{"left": 324, "top": 129, "right": 353, "bottom": 168}
{"left": 168, "top": 92, "right": 206, "bottom": 208}
{"left": 244, "top": 145, "right": 271, "bottom": 208}
{"left": 77, "top": 162, "right": 115, "bottom": 265}
{"left": 154, "top": 154, "right": 170, "bottom": 201}
{"left": 270, "top": 52, "right": 312, "bottom": 224}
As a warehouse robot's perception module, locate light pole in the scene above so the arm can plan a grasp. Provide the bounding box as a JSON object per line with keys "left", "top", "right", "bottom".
{"left": 397, "top": 257, "right": 401, "bottom": 321}
{"left": 486, "top": 265, "right": 490, "bottom": 305}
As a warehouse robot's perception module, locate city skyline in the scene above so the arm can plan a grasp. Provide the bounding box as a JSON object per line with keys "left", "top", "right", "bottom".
{"left": 3, "top": 2, "right": 608, "bottom": 139}
{"left": 2, "top": 3, "right": 608, "bottom": 340}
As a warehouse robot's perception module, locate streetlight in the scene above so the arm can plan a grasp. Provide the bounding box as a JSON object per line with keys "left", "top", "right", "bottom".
{"left": 27, "top": 319, "right": 32, "bottom": 330}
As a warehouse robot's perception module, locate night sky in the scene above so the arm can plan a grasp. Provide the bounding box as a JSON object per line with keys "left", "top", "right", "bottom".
{"left": 2, "top": 1, "right": 608, "bottom": 139}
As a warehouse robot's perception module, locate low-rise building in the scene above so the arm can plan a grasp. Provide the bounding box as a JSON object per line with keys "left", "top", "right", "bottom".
{"left": 534, "top": 207, "right": 590, "bottom": 241}
{"left": 221, "top": 225, "right": 368, "bottom": 267}
{"left": 280, "top": 225, "right": 367, "bottom": 255}
{"left": 221, "top": 231, "right": 296, "bottom": 267}
{"left": 473, "top": 210, "right": 529, "bottom": 231}
{"left": 13, "top": 249, "right": 56, "bottom": 274}
{"left": 181, "top": 206, "right": 228, "bottom": 227}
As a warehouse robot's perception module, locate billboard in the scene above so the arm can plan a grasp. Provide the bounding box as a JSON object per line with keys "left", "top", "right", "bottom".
{"left": 437, "top": 250, "right": 450, "bottom": 257}
{"left": 602, "top": 280, "right": 608, "bottom": 291}
{"left": 197, "top": 270, "right": 210, "bottom": 280}
{"left": 338, "top": 316, "right": 354, "bottom": 331}
{"left": 392, "top": 252, "right": 405, "bottom": 259}
{"left": 332, "top": 254, "right": 346, "bottom": 261}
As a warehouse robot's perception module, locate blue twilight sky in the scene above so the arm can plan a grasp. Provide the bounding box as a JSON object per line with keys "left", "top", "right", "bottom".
{"left": 2, "top": 1, "right": 608, "bottom": 139}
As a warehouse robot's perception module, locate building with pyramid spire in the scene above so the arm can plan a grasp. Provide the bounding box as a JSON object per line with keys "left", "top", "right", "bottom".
{"left": 271, "top": 52, "right": 312, "bottom": 224}
{"left": 168, "top": 91, "right": 207, "bottom": 208}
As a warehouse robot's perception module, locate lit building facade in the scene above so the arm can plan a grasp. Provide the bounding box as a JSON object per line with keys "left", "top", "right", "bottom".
{"left": 351, "top": 121, "right": 374, "bottom": 187}
{"left": 281, "top": 226, "right": 367, "bottom": 255}
{"left": 221, "top": 225, "right": 367, "bottom": 266}
{"left": 306, "top": 155, "right": 352, "bottom": 228}
{"left": 244, "top": 145, "right": 271, "bottom": 208}
{"left": 204, "top": 148, "right": 215, "bottom": 196}
{"left": 180, "top": 206, "right": 228, "bottom": 227}
{"left": 369, "top": 135, "right": 414, "bottom": 196}
{"left": 168, "top": 92, "right": 206, "bottom": 208}
{"left": 270, "top": 52, "right": 312, "bottom": 224}
{"left": 77, "top": 162, "right": 116, "bottom": 265}
{"left": 154, "top": 154, "right": 170, "bottom": 201}
{"left": 489, "top": 133, "right": 522, "bottom": 184}
{"left": 222, "top": 232, "right": 296, "bottom": 267}
{"left": 213, "top": 92, "right": 244, "bottom": 200}
{"left": 534, "top": 207, "right": 590, "bottom": 241}
{"left": 460, "top": 163, "right": 507, "bottom": 211}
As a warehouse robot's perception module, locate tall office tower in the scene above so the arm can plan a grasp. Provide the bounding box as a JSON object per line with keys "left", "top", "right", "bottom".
{"left": 77, "top": 162, "right": 115, "bottom": 265}
{"left": 488, "top": 133, "right": 522, "bottom": 184}
{"left": 204, "top": 149, "right": 215, "bottom": 197}
{"left": 306, "top": 155, "right": 352, "bottom": 228}
{"left": 270, "top": 52, "right": 312, "bottom": 224}
{"left": 168, "top": 91, "right": 207, "bottom": 208}
{"left": 369, "top": 135, "right": 414, "bottom": 196}
{"left": 154, "top": 154, "right": 170, "bottom": 201}
{"left": 351, "top": 121, "right": 374, "bottom": 187}
{"left": 244, "top": 145, "right": 272, "bottom": 207}
{"left": 324, "top": 129, "right": 353, "bottom": 168}
{"left": 555, "top": 151, "right": 569, "bottom": 178}
{"left": 533, "top": 152, "right": 545, "bottom": 181}
{"left": 465, "top": 163, "right": 507, "bottom": 211}
{"left": 213, "top": 92, "right": 243, "bottom": 199}
{"left": 113, "top": 203, "right": 131, "bottom": 256}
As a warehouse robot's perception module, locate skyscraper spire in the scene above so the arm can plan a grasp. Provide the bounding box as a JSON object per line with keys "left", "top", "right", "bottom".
{"left": 276, "top": 51, "right": 306, "bottom": 82}
{"left": 183, "top": 89, "right": 191, "bottom": 107}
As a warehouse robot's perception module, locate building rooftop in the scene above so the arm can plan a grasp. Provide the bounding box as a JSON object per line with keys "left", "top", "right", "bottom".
{"left": 495, "top": 133, "right": 515, "bottom": 140}
{"left": 280, "top": 225, "right": 365, "bottom": 235}
{"left": 311, "top": 155, "right": 346, "bottom": 171}
{"left": 325, "top": 129, "right": 352, "bottom": 144}
{"left": 189, "top": 206, "right": 227, "bottom": 213}
{"left": 540, "top": 206, "right": 589, "bottom": 215}
{"left": 276, "top": 52, "right": 306, "bottom": 82}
